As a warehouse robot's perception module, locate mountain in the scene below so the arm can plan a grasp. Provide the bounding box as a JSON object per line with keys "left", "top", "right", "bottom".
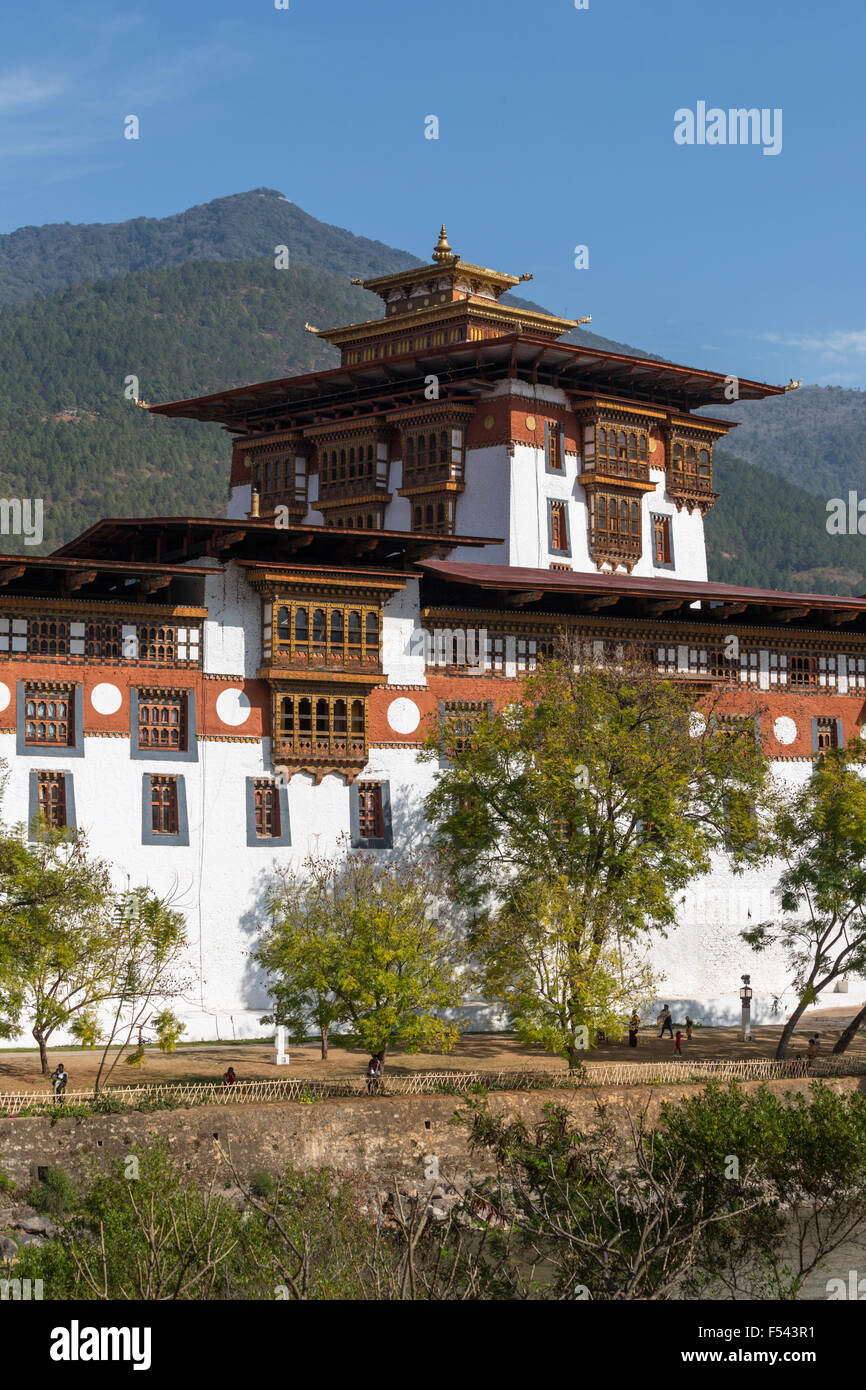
{"left": 705, "top": 452, "right": 866, "bottom": 595}
{"left": 706, "top": 386, "right": 866, "bottom": 501}
{"left": 0, "top": 188, "right": 649, "bottom": 360}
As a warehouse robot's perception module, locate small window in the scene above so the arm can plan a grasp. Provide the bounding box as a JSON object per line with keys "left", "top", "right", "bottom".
{"left": 549, "top": 500, "right": 569, "bottom": 553}
{"left": 816, "top": 716, "right": 839, "bottom": 751}
{"left": 253, "top": 779, "right": 280, "bottom": 838}
{"left": 138, "top": 690, "right": 187, "bottom": 751}
{"left": 652, "top": 514, "right": 672, "bottom": 566}
{"left": 24, "top": 685, "right": 74, "bottom": 747}
{"left": 151, "top": 775, "right": 179, "bottom": 835}
{"left": 357, "top": 782, "right": 384, "bottom": 840}
{"left": 37, "top": 771, "right": 67, "bottom": 829}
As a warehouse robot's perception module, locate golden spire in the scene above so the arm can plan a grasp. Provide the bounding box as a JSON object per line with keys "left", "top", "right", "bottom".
{"left": 432, "top": 224, "right": 454, "bottom": 263}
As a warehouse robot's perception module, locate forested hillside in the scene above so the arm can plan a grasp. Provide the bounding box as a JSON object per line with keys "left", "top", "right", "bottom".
{"left": 706, "top": 386, "right": 866, "bottom": 500}
{"left": 705, "top": 453, "right": 865, "bottom": 595}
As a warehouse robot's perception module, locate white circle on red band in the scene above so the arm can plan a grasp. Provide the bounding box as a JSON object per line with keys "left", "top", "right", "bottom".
{"left": 387, "top": 697, "right": 420, "bottom": 735}
{"left": 216, "top": 687, "right": 251, "bottom": 726}
{"left": 91, "top": 683, "right": 122, "bottom": 715}
{"left": 0, "top": 682, "right": 10, "bottom": 713}
{"left": 774, "top": 716, "right": 796, "bottom": 745}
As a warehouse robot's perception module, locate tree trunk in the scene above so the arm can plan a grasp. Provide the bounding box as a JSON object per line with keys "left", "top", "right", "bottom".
{"left": 832, "top": 1000, "right": 866, "bottom": 1054}
{"left": 567, "top": 1046, "right": 582, "bottom": 1070}
{"left": 33, "top": 1027, "right": 49, "bottom": 1076}
{"left": 320, "top": 1026, "right": 329, "bottom": 1061}
{"left": 775, "top": 997, "right": 812, "bottom": 1060}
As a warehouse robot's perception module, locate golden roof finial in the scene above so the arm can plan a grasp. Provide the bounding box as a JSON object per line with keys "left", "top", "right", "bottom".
{"left": 432, "top": 224, "right": 453, "bottom": 263}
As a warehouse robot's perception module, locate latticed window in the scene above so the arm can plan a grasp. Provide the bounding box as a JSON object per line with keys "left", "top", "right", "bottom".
{"left": 816, "top": 716, "right": 839, "bottom": 751}
{"left": 715, "top": 715, "right": 756, "bottom": 743}
{"left": 138, "top": 689, "right": 187, "bottom": 750}
{"left": 24, "top": 685, "right": 74, "bottom": 746}
{"left": 789, "top": 654, "right": 813, "bottom": 688}
{"left": 652, "top": 515, "right": 671, "bottom": 565}
{"left": 277, "top": 693, "right": 366, "bottom": 756}
{"left": 85, "top": 621, "right": 122, "bottom": 659}
{"left": 254, "top": 779, "right": 280, "bottom": 837}
{"left": 139, "top": 626, "right": 178, "bottom": 663}
{"left": 274, "top": 602, "right": 380, "bottom": 669}
{"left": 28, "top": 618, "right": 69, "bottom": 657}
{"left": 151, "top": 776, "right": 178, "bottom": 835}
{"left": 550, "top": 500, "right": 568, "bottom": 552}
{"left": 357, "top": 782, "right": 384, "bottom": 840}
{"left": 37, "top": 771, "right": 67, "bottom": 829}
{"left": 440, "top": 700, "right": 489, "bottom": 755}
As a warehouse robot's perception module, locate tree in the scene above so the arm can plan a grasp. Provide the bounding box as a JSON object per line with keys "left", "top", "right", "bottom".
{"left": 257, "top": 862, "right": 346, "bottom": 1060}
{"left": 743, "top": 742, "right": 866, "bottom": 1059}
{"left": 0, "top": 820, "right": 116, "bottom": 1074}
{"left": 91, "top": 887, "right": 190, "bottom": 1093}
{"left": 257, "top": 849, "right": 463, "bottom": 1068}
{"left": 424, "top": 644, "right": 769, "bottom": 1062}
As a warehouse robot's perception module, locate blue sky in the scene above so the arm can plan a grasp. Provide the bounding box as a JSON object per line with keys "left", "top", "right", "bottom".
{"left": 1, "top": 0, "right": 864, "bottom": 388}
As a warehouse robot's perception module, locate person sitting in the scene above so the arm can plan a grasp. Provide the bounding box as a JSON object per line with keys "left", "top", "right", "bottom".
{"left": 222, "top": 1066, "right": 237, "bottom": 1086}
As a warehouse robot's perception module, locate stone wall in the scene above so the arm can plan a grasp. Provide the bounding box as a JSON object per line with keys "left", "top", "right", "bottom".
{"left": 1, "top": 1077, "right": 861, "bottom": 1193}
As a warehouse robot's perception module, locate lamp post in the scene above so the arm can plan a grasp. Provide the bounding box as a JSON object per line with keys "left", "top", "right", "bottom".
{"left": 739, "top": 974, "right": 753, "bottom": 1042}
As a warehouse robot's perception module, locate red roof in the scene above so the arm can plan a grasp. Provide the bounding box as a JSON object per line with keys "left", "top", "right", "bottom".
{"left": 417, "top": 559, "right": 866, "bottom": 622}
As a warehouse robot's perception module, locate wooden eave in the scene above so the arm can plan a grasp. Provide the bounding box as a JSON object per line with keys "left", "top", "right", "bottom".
{"left": 52, "top": 516, "right": 500, "bottom": 571}
{"left": 360, "top": 257, "right": 521, "bottom": 298}
{"left": 148, "top": 334, "right": 785, "bottom": 433}
{"left": 0, "top": 553, "right": 217, "bottom": 604}
{"left": 416, "top": 560, "right": 866, "bottom": 633}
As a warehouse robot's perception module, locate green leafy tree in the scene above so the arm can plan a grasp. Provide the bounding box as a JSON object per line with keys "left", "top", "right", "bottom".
{"left": 258, "top": 849, "right": 463, "bottom": 1068}
{"left": 0, "top": 816, "right": 116, "bottom": 1074}
{"left": 743, "top": 742, "right": 866, "bottom": 1059}
{"left": 424, "top": 645, "right": 770, "bottom": 1063}
{"left": 92, "top": 888, "right": 190, "bottom": 1092}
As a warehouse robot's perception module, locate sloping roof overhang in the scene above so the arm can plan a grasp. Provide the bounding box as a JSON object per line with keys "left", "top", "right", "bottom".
{"left": 417, "top": 559, "right": 866, "bottom": 633}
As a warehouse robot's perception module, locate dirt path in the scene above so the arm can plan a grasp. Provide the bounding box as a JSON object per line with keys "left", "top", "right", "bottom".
{"left": 1, "top": 1012, "right": 863, "bottom": 1093}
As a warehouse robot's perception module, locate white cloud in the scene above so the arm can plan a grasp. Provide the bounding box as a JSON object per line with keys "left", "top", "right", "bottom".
{"left": 0, "top": 69, "right": 64, "bottom": 113}
{"left": 760, "top": 329, "right": 866, "bottom": 359}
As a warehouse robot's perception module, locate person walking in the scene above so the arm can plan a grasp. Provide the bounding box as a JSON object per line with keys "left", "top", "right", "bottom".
{"left": 366, "top": 1055, "right": 382, "bottom": 1095}
{"left": 628, "top": 1012, "right": 640, "bottom": 1048}
{"left": 51, "top": 1063, "right": 68, "bottom": 1101}
{"left": 657, "top": 1006, "right": 674, "bottom": 1039}
{"left": 806, "top": 1036, "right": 819, "bottom": 1069}
{"left": 674, "top": 1030, "right": 683, "bottom": 1057}
{"left": 685, "top": 1015, "right": 694, "bottom": 1041}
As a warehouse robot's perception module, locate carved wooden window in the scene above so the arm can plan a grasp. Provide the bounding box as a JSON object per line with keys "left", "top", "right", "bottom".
{"left": 595, "top": 495, "right": 640, "bottom": 536}
{"left": 139, "top": 625, "right": 177, "bottom": 663}
{"left": 816, "top": 716, "right": 839, "bottom": 751}
{"left": 277, "top": 693, "right": 366, "bottom": 758}
{"left": 28, "top": 618, "right": 69, "bottom": 657}
{"left": 440, "top": 700, "right": 489, "bottom": 755}
{"left": 789, "top": 655, "right": 812, "bottom": 688}
{"left": 550, "top": 501, "right": 568, "bottom": 552}
{"left": 37, "top": 771, "right": 67, "bottom": 829}
{"left": 138, "top": 689, "right": 187, "bottom": 750}
{"left": 275, "top": 602, "right": 380, "bottom": 669}
{"left": 357, "top": 782, "right": 384, "bottom": 840}
{"left": 253, "top": 779, "right": 280, "bottom": 838}
{"left": 85, "top": 621, "right": 122, "bottom": 659}
{"left": 652, "top": 515, "right": 672, "bottom": 565}
{"left": 24, "top": 684, "right": 74, "bottom": 746}
{"left": 151, "top": 775, "right": 179, "bottom": 835}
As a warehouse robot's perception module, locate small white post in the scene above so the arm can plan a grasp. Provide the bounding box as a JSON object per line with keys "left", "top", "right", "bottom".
{"left": 273, "top": 1025, "right": 290, "bottom": 1066}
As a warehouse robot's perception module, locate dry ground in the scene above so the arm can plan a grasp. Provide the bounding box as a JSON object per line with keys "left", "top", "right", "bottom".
{"left": 1, "top": 1005, "right": 864, "bottom": 1092}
